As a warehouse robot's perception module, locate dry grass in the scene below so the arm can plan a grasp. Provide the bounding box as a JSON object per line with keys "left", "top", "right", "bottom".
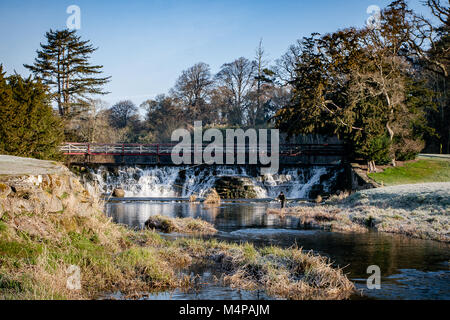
{"left": 145, "top": 215, "right": 217, "bottom": 235}
{"left": 176, "top": 239, "right": 356, "bottom": 300}
{"left": 267, "top": 206, "right": 368, "bottom": 234}
{"left": 327, "top": 191, "right": 351, "bottom": 203}
{"left": 273, "top": 183, "right": 450, "bottom": 242}
{"left": 0, "top": 173, "right": 194, "bottom": 300}
{"left": 0, "top": 213, "right": 194, "bottom": 300}
{"left": 203, "top": 189, "right": 221, "bottom": 204}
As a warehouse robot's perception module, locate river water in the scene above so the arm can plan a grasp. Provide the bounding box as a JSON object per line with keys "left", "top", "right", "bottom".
{"left": 105, "top": 199, "right": 450, "bottom": 300}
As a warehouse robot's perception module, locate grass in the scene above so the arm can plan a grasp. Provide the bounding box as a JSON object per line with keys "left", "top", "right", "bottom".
{"left": 369, "top": 160, "right": 450, "bottom": 186}
{"left": 0, "top": 214, "right": 192, "bottom": 299}
{"left": 274, "top": 182, "right": 450, "bottom": 243}
{"left": 267, "top": 207, "right": 368, "bottom": 233}
{"left": 0, "top": 171, "right": 355, "bottom": 300}
{"left": 0, "top": 213, "right": 354, "bottom": 300}
{"left": 0, "top": 173, "right": 193, "bottom": 299}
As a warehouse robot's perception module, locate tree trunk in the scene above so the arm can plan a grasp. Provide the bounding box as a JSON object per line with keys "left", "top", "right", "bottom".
{"left": 57, "top": 50, "right": 63, "bottom": 116}
{"left": 386, "top": 122, "right": 396, "bottom": 167}
{"left": 368, "top": 160, "right": 377, "bottom": 173}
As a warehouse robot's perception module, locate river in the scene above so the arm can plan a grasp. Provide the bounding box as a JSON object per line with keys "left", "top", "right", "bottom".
{"left": 105, "top": 199, "right": 450, "bottom": 300}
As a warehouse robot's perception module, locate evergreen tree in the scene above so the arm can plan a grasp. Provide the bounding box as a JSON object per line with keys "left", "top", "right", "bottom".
{"left": 274, "top": 2, "right": 431, "bottom": 171}
{"left": 24, "top": 29, "right": 110, "bottom": 118}
{"left": 0, "top": 65, "right": 64, "bottom": 160}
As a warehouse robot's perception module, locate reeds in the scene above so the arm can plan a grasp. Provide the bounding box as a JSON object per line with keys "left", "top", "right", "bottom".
{"left": 145, "top": 215, "right": 218, "bottom": 235}
{"left": 203, "top": 189, "right": 221, "bottom": 204}
{"left": 176, "top": 239, "right": 356, "bottom": 300}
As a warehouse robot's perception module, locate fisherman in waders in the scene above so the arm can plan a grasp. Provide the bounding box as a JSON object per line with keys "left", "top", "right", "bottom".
{"left": 278, "top": 192, "right": 286, "bottom": 209}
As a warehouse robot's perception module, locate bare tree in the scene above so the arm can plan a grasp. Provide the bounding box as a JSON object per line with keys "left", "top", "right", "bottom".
{"left": 68, "top": 99, "right": 125, "bottom": 143}
{"left": 171, "top": 63, "right": 215, "bottom": 122}
{"left": 216, "top": 57, "right": 256, "bottom": 125}
{"left": 274, "top": 40, "right": 304, "bottom": 85}
{"left": 404, "top": 0, "right": 449, "bottom": 77}
{"left": 209, "top": 86, "right": 235, "bottom": 125}
{"left": 249, "top": 39, "right": 274, "bottom": 126}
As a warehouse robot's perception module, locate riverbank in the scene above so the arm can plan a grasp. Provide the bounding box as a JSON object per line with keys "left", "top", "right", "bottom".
{"left": 0, "top": 162, "right": 189, "bottom": 299}
{"left": 0, "top": 156, "right": 355, "bottom": 300}
{"left": 271, "top": 182, "right": 450, "bottom": 242}
{"left": 368, "top": 159, "right": 450, "bottom": 186}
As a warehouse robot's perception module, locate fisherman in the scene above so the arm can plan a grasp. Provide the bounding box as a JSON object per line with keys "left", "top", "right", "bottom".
{"left": 277, "top": 192, "right": 286, "bottom": 209}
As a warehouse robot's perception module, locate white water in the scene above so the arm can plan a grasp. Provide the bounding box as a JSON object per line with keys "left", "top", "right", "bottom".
{"left": 89, "top": 166, "right": 338, "bottom": 199}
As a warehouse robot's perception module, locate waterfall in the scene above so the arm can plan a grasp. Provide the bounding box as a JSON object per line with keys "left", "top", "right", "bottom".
{"left": 89, "top": 166, "right": 341, "bottom": 199}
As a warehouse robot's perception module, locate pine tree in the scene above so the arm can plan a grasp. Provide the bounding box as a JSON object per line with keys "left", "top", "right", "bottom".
{"left": 0, "top": 65, "right": 64, "bottom": 160}
{"left": 24, "top": 29, "right": 110, "bottom": 118}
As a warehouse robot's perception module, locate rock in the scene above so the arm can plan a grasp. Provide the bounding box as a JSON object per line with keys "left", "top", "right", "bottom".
{"left": 0, "top": 183, "right": 11, "bottom": 199}
{"left": 145, "top": 216, "right": 176, "bottom": 233}
{"left": 39, "top": 192, "right": 63, "bottom": 213}
{"left": 203, "top": 189, "right": 221, "bottom": 204}
{"left": 6, "top": 198, "right": 35, "bottom": 214}
{"left": 214, "top": 176, "right": 257, "bottom": 199}
{"left": 48, "top": 196, "right": 64, "bottom": 213}
{"left": 112, "top": 188, "right": 125, "bottom": 198}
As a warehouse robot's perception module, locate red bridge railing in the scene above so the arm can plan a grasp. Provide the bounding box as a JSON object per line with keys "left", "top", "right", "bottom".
{"left": 61, "top": 142, "right": 345, "bottom": 157}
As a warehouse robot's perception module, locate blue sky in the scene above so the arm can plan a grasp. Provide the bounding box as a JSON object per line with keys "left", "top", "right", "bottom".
{"left": 0, "top": 0, "right": 429, "bottom": 107}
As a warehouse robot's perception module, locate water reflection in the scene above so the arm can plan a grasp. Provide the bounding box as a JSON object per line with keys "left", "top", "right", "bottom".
{"left": 106, "top": 200, "right": 285, "bottom": 231}
{"left": 105, "top": 200, "right": 450, "bottom": 300}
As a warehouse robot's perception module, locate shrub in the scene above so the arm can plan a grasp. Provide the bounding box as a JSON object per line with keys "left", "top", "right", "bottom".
{"left": 355, "top": 134, "right": 392, "bottom": 165}
{"left": 0, "top": 66, "right": 64, "bottom": 160}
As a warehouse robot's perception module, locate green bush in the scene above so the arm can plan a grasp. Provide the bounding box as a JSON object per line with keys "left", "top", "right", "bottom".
{"left": 355, "top": 134, "right": 392, "bottom": 165}
{"left": 0, "top": 66, "right": 64, "bottom": 160}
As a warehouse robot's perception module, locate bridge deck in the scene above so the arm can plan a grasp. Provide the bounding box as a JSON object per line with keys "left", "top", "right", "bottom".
{"left": 61, "top": 143, "right": 346, "bottom": 166}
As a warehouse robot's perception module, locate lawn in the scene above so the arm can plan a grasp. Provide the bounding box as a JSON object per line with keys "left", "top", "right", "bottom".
{"left": 368, "top": 159, "right": 450, "bottom": 186}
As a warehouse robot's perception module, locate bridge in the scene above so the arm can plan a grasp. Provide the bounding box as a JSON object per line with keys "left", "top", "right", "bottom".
{"left": 61, "top": 142, "right": 346, "bottom": 166}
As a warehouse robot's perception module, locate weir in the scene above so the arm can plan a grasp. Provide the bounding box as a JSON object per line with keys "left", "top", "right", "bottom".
{"left": 80, "top": 165, "right": 348, "bottom": 199}
{"left": 65, "top": 139, "right": 349, "bottom": 200}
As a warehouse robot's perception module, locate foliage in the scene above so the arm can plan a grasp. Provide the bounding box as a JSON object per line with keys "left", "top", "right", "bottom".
{"left": 0, "top": 66, "right": 64, "bottom": 160}
{"left": 16, "top": 1, "right": 448, "bottom": 156}
{"left": 273, "top": 1, "right": 435, "bottom": 168}
{"left": 108, "top": 100, "right": 138, "bottom": 129}
{"left": 141, "top": 94, "right": 187, "bottom": 142}
{"left": 24, "top": 29, "right": 110, "bottom": 118}
{"left": 356, "top": 135, "right": 392, "bottom": 165}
